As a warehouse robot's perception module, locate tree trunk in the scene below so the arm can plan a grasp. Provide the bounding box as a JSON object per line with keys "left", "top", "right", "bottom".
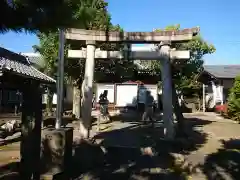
{"left": 172, "top": 83, "right": 185, "bottom": 132}
{"left": 46, "top": 88, "right": 53, "bottom": 117}
{"left": 72, "top": 85, "right": 81, "bottom": 119}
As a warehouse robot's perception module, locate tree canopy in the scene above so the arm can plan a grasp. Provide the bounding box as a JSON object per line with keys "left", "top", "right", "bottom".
{"left": 0, "top": 0, "right": 102, "bottom": 33}
{"left": 33, "top": 0, "right": 136, "bottom": 87}
{"left": 141, "top": 24, "right": 216, "bottom": 97}
{"left": 227, "top": 76, "right": 240, "bottom": 122}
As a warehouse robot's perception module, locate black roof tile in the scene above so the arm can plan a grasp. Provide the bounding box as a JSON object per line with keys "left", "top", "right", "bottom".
{"left": 204, "top": 65, "right": 240, "bottom": 79}
{"left": 0, "top": 47, "right": 55, "bottom": 83}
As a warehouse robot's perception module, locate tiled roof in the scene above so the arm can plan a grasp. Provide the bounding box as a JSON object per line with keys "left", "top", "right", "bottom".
{"left": 21, "top": 53, "right": 44, "bottom": 67}
{"left": 0, "top": 47, "right": 55, "bottom": 83}
{"left": 204, "top": 65, "right": 240, "bottom": 79}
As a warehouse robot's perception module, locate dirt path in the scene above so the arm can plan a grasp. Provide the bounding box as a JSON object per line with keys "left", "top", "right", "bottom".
{"left": 186, "top": 113, "right": 240, "bottom": 159}
{"left": 185, "top": 113, "right": 240, "bottom": 179}
{"left": 0, "top": 142, "right": 20, "bottom": 166}
{"left": 0, "top": 112, "right": 239, "bottom": 179}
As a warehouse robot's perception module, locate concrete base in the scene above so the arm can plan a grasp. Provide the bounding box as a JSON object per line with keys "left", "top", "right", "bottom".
{"left": 41, "top": 127, "right": 73, "bottom": 176}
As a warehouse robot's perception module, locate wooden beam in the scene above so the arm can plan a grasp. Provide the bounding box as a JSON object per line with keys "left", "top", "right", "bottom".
{"left": 65, "top": 27, "right": 200, "bottom": 43}
{"left": 67, "top": 49, "right": 190, "bottom": 60}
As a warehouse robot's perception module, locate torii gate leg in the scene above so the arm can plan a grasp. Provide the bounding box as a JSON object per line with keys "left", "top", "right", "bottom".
{"left": 80, "top": 40, "right": 96, "bottom": 138}
{"left": 159, "top": 42, "right": 175, "bottom": 140}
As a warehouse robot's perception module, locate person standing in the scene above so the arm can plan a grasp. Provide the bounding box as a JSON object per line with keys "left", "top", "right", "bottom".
{"left": 97, "top": 90, "right": 109, "bottom": 131}
{"left": 142, "top": 91, "right": 154, "bottom": 124}
{"left": 92, "top": 93, "right": 96, "bottom": 109}
{"left": 14, "top": 90, "right": 22, "bottom": 115}
{"left": 138, "top": 86, "right": 146, "bottom": 113}
{"left": 99, "top": 90, "right": 109, "bottom": 116}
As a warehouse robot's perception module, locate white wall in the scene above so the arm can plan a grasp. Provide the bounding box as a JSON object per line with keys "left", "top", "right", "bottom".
{"left": 204, "top": 78, "right": 234, "bottom": 108}
{"left": 95, "top": 83, "right": 158, "bottom": 107}
{"left": 115, "top": 84, "right": 138, "bottom": 107}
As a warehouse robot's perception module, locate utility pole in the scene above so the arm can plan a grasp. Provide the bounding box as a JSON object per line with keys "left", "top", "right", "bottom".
{"left": 55, "top": 28, "right": 65, "bottom": 129}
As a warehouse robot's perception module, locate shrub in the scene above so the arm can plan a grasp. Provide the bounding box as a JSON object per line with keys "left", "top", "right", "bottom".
{"left": 227, "top": 76, "right": 240, "bottom": 122}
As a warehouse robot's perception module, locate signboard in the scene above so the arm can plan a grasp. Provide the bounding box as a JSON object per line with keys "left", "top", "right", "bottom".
{"left": 96, "top": 84, "right": 115, "bottom": 103}
{"left": 116, "top": 84, "right": 138, "bottom": 107}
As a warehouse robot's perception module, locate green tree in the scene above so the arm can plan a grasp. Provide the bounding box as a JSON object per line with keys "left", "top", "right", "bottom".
{"left": 32, "top": 32, "right": 60, "bottom": 116}
{"left": 33, "top": 0, "right": 136, "bottom": 118}
{"left": 141, "top": 24, "right": 216, "bottom": 132}
{"left": 0, "top": 0, "right": 98, "bottom": 33}
{"left": 150, "top": 24, "right": 215, "bottom": 94}
{"left": 33, "top": 0, "right": 110, "bottom": 117}
{"left": 227, "top": 76, "right": 240, "bottom": 122}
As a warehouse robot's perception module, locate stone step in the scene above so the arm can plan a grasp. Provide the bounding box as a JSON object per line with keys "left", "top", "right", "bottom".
{"left": 40, "top": 172, "right": 67, "bottom": 180}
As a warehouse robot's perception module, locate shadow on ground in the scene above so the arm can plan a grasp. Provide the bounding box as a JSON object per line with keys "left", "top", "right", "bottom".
{"left": 71, "top": 116, "right": 211, "bottom": 179}
{"left": 0, "top": 115, "right": 213, "bottom": 180}
{"left": 72, "top": 140, "right": 186, "bottom": 180}
{"left": 43, "top": 116, "right": 75, "bottom": 127}
{"left": 0, "top": 115, "right": 75, "bottom": 147}
{"left": 108, "top": 109, "right": 162, "bottom": 123}
{"left": 93, "top": 117, "right": 211, "bottom": 154}
{"left": 202, "top": 138, "right": 240, "bottom": 180}
{"left": 91, "top": 109, "right": 163, "bottom": 127}
{"left": 0, "top": 162, "right": 19, "bottom": 180}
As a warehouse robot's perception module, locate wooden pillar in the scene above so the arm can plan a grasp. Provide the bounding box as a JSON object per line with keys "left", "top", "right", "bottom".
{"left": 202, "top": 84, "right": 206, "bottom": 112}
{"left": 159, "top": 42, "right": 175, "bottom": 140}
{"left": 20, "top": 81, "right": 42, "bottom": 180}
{"left": 80, "top": 40, "right": 96, "bottom": 138}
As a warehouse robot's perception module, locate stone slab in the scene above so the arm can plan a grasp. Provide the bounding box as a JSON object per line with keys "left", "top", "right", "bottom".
{"left": 41, "top": 127, "right": 73, "bottom": 175}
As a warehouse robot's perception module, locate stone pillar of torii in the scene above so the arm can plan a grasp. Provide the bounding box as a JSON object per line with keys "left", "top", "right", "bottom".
{"left": 65, "top": 27, "right": 199, "bottom": 139}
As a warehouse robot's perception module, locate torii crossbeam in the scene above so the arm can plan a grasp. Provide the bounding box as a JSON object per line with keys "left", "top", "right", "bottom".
{"left": 68, "top": 48, "right": 190, "bottom": 60}
{"left": 66, "top": 27, "right": 199, "bottom": 43}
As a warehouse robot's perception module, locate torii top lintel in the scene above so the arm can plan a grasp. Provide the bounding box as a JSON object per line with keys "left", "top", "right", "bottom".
{"left": 65, "top": 27, "right": 199, "bottom": 43}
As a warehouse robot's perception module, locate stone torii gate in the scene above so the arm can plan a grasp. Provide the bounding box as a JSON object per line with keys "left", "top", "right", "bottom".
{"left": 65, "top": 27, "right": 199, "bottom": 139}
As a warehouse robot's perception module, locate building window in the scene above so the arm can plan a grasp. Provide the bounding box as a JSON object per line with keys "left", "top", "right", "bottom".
{"left": 8, "top": 90, "right": 21, "bottom": 102}
{"left": 8, "top": 90, "right": 18, "bottom": 102}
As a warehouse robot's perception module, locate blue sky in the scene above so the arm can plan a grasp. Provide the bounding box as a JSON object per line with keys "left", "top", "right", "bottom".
{"left": 0, "top": 0, "right": 239, "bottom": 65}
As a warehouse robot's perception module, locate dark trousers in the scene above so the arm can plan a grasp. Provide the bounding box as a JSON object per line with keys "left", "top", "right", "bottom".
{"left": 138, "top": 103, "right": 145, "bottom": 113}
{"left": 15, "top": 104, "right": 20, "bottom": 115}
